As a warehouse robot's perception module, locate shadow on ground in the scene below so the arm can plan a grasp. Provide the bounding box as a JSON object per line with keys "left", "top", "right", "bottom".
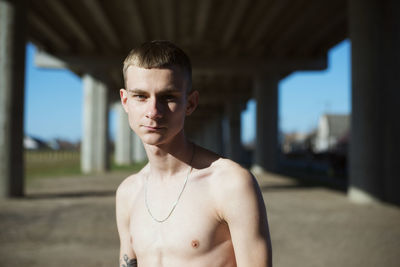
{"left": 26, "top": 190, "right": 116, "bottom": 200}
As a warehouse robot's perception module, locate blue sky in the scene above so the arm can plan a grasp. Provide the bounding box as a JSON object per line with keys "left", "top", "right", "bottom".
{"left": 24, "top": 44, "right": 83, "bottom": 142}
{"left": 24, "top": 40, "right": 351, "bottom": 143}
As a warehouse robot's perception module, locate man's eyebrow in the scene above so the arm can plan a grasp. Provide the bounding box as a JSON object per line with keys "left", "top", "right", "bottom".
{"left": 160, "top": 88, "right": 182, "bottom": 94}
{"left": 127, "top": 88, "right": 147, "bottom": 94}
{"left": 127, "top": 88, "right": 181, "bottom": 94}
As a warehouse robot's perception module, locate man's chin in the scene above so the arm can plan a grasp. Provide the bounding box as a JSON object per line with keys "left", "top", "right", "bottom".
{"left": 140, "top": 134, "right": 167, "bottom": 146}
{"left": 138, "top": 127, "right": 183, "bottom": 146}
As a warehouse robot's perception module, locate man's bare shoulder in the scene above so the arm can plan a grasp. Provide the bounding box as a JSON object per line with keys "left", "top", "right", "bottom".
{"left": 116, "top": 163, "right": 149, "bottom": 202}
{"left": 194, "top": 146, "right": 255, "bottom": 196}
{"left": 210, "top": 157, "right": 255, "bottom": 192}
{"left": 198, "top": 155, "right": 261, "bottom": 224}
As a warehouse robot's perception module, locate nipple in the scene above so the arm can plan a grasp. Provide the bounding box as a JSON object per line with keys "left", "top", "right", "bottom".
{"left": 191, "top": 240, "right": 200, "bottom": 248}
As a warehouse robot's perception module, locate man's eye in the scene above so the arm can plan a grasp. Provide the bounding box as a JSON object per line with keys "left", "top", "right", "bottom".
{"left": 162, "top": 95, "right": 176, "bottom": 102}
{"left": 133, "top": 94, "right": 146, "bottom": 100}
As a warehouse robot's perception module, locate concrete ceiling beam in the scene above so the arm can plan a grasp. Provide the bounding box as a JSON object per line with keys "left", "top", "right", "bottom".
{"left": 270, "top": 1, "right": 326, "bottom": 57}
{"left": 28, "top": 12, "right": 70, "bottom": 52}
{"left": 139, "top": 0, "right": 162, "bottom": 40}
{"left": 177, "top": 0, "right": 193, "bottom": 45}
{"left": 161, "top": 0, "right": 176, "bottom": 41}
{"left": 238, "top": 1, "right": 270, "bottom": 46}
{"left": 34, "top": 51, "right": 69, "bottom": 69}
{"left": 246, "top": 0, "right": 289, "bottom": 50}
{"left": 118, "top": 0, "right": 146, "bottom": 42}
{"left": 221, "top": 0, "right": 249, "bottom": 48}
{"left": 296, "top": 11, "right": 347, "bottom": 56}
{"left": 195, "top": 0, "right": 212, "bottom": 41}
{"left": 81, "top": 0, "right": 120, "bottom": 50}
{"left": 45, "top": 0, "right": 94, "bottom": 51}
{"left": 192, "top": 56, "right": 327, "bottom": 75}
{"left": 34, "top": 50, "right": 327, "bottom": 75}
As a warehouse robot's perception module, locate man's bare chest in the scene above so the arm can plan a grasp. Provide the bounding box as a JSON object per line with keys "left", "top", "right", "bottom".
{"left": 128, "top": 183, "right": 228, "bottom": 258}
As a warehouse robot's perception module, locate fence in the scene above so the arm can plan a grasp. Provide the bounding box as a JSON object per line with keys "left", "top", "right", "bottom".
{"left": 25, "top": 150, "right": 80, "bottom": 162}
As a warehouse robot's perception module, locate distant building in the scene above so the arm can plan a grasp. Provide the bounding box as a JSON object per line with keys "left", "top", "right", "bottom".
{"left": 24, "top": 136, "right": 79, "bottom": 150}
{"left": 282, "top": 131, "right": 315, "bottom": 154}
{"left": 314, "top": 114, "right": 349, "bottom": 153}
{"left": 47, "top": 138, "right": 79, "bottom": 150}
{"left": 24, "top": 135, "right": 49, "bottom": 150}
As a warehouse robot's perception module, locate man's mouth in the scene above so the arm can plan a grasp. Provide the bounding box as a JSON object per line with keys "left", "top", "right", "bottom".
{"left": 143, "top": 125, "right": 164, "bottom": 130}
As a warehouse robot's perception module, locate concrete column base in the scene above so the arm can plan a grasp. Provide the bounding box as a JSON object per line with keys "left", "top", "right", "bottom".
{"left": 348, "top": 186, "right": 382, "bottom": 204}
{"left": 250, "top": 164, "right": 267, "bottom": 176}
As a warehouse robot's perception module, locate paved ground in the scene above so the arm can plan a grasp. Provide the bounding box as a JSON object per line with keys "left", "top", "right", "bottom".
{"left": 0, "top": 171, "right": 399, "bottom": 267}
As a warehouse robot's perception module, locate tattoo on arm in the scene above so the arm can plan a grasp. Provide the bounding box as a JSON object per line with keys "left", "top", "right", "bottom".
{"left": 121, "top": 254, "right": 137, "bottom": 267}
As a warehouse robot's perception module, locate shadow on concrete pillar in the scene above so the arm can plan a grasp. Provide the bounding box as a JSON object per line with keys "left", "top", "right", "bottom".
{"left": 251, "top": 75, "right": 279, "bottom": 175}
{"left": 225, "top": 101, "right": 245, "bottom": 163}
{"left": 348, "top": 0, "right": 400, "bottom": 205}
{"left": 197, "top": 115, "right": 224, "bottom": 156}
{"left": 188, "top": 127, "right": 206, "bottom": 151}
{"left": 0, "top": 0, "right": 27, "bottom": 198}
{"left": 81, "top": 74, "right": 110, "bottom": 173}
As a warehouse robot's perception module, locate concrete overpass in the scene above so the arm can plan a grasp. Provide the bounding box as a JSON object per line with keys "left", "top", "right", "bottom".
{"left": 0, "top": 0, "right": 399, "bottom": 205}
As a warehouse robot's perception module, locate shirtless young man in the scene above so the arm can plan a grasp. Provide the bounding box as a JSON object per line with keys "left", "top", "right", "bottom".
{"left": 116, "top": 40, "right": 272, "bottom": 267}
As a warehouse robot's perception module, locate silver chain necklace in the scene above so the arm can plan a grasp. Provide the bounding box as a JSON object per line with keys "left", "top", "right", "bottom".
{"left": 144, "top": 144, "right": 195, "bottom": 223}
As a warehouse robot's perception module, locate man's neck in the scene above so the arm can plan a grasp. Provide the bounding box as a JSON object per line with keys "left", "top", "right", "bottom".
{"left": 143, "top": 131, "right": 194, "bottom": 179}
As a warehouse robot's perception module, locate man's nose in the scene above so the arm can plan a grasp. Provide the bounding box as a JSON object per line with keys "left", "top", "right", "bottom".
{"left": 145, "top": 97, "right": 163, "bottom": 119}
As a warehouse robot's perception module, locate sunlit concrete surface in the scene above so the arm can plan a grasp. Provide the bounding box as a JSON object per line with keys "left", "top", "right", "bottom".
{"left": 257, "top": 172, "right": 400, "bottom": 267}
{"left": 0, "top": 171, "right": 399, "bottom": 267}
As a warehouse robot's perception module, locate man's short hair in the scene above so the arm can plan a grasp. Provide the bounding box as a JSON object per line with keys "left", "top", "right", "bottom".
{"left": 123, "top": 40, "right": 192, "bottom": 92}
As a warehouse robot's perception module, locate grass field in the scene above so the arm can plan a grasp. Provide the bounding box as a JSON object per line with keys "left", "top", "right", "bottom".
{"left": 25, "top": 150, "right": 147, "bottom": 180}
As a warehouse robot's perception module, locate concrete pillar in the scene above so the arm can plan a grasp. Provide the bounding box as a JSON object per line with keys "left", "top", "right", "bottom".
{"left": 114, "top": 103, "right": 133, "bottom": 165}
{"left": 198, "top": 127, "right": 207, "bottom": 149}
{"left": 81, "top": 74, "right": 110, "bottom": 173}
{"left": 0, "top": 0, "right": 27, "bottom": 198}
{"left": 213, "top": 116, "right": 224, "bottom": 156}
{"left": 251, "top": 76, "right": 279, "bottom": 174}
{"left": 132, "top": 132, "right": 147, "bottom": 162}
{"left": 203, "top": 116, "right": 224, "bottom": 155}
{"left": 191, "top": 127, "right": 207, "bottom": 150}
{"left": 225, "top": 102, "right": 244, "bottom": 162}
{"left": 188, "top": 128, "right": 201, "bottom": 147}
{"left": 197, "top": 125, "right": 208, "bottom": 150}
{"left": 348, "top": 0, "right": 400, "bottom": 204}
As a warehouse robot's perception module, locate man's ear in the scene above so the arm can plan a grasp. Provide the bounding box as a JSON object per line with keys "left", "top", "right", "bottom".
{"left": 120, "top": 89, "right": 129, "bottom": 113}
{"left": 186, "top": 90, "right": 199, "bottom": 116}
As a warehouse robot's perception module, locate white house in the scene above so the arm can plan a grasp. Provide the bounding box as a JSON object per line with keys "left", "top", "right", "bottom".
{"left": 314, "top": 114, "right": 349, "bottom": 153}
{"left": 24, "top": 135, "right": 48, "bottom": 150}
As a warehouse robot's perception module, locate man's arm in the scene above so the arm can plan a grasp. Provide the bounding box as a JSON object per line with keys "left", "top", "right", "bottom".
{"left": 116, "top": 179, "right": 137, "bottom": 267}
{"left": 216, "top": 164, "right": 272, "bottom": 267}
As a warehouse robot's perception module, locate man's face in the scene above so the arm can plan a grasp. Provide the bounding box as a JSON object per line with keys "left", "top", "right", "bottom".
{"left": 120, "top": 65, "right": 195, "bottom": 146}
